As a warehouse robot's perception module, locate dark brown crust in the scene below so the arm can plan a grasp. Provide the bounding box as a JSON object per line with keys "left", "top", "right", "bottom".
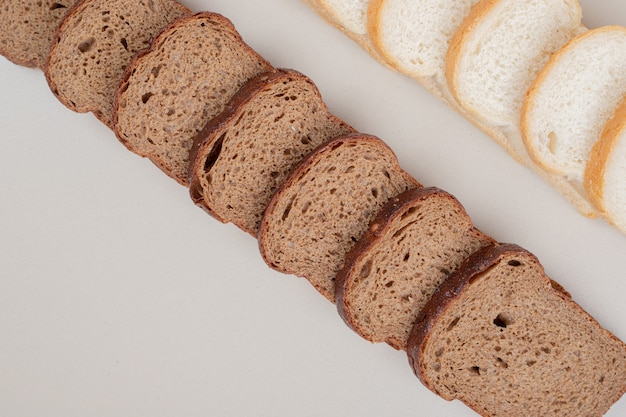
{"left": 335, "top": 187, "right": 452, "bottom": 337}
{"left": 112, "top": 11, "right": 268, "bottom": 186}
{"left": 112, "top": 11, "right": 227, "bottom": 148}
{"left": 187, "top": 68, "right": 306, "bottom": 228}
{"left": 406, "top": 243, "right": 535, "bottom": 393}
{"left": 45, "top": 0, "right": 191, "bottom": 127}
{"left": 406, "top": 242, "right": 626, "bottom": 413}
{"left": 257, "top": 132, "right": 421, "bottom": 273}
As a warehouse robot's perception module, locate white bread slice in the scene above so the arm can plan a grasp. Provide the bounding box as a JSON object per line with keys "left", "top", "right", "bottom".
{"left": 407, "top": 243, "right": 626, "bottom": 416}
{"left": 522, "top": 26, "right": 626, "bottom": 181}
{"left": 585, "top": 96, "right": 626, "bottom": 233}
{"left": 447, "top": 0, "right": 583, "bottom": 127}
{"left": 367, "top": 0, "right": 479, "bottom": 88}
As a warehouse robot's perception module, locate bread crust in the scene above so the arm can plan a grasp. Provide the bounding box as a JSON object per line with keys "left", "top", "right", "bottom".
{"left": 407, "top": 242, "right": 626, "bottom": 415}
{"left": 521, "top": 25, "right": 626, "bottom": 176}
{"left": 445, "top": 0, "right": 499, "bottom": 119}
{"left": 113, "top": 11, "right": 273, "bottom": 185}
{"left": 188, "top": 68, "right": 354, "bottom": 235}
{"left": 188, "top": 70, "right": 292, "bottom": 227}
{"left": 336, "top": 186, "right": 494, "bottom": 349}
{"left": 45, "top": 0, "right": 191, "bottom": 128}
{"left": 584, "top": 96, "right": 626, "bottom": 217}
{"left": 258, "top": 132, "right": 420, "bottom": 300}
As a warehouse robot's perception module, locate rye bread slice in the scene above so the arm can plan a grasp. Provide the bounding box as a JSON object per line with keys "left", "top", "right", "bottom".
{"left": 336, "top": 187, "right": 494, "bottom": 350}
{"left": 407, "top": 243, "right": 626, "bottom": 417}
{"left": 114, "top": 12, "right": 274, "bottom": 185}
{"left": 0, "top": 0, "right": 77, "bottom": 68}
{"left": 259, "top": 133, "right": 420, "bottom": 302}
{"left": 45, "top": 0, "right": 190, "bottom": 127}
{"left": 188, "top": 68, "right": 356, "bottom": 236}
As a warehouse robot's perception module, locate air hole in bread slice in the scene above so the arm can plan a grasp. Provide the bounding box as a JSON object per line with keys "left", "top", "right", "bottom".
{"left": 494, "top": 313, "right": 513, "bottom": 328}
{"left": 203, "top": 133, "right": 226, "bottom": 172}
{"left": 141, "top": 92, "right": 153, "bottom": 104}
{"left": 78, "top": 37, "right": 96, "bottom": 53}
{"left": 50, "top": 3, "right": 68, "bottom": 10}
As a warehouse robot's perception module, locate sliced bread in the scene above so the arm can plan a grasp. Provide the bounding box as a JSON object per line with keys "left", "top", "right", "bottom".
{"left": 113, "top": 12, "right": 274, "bottom": 186}
{"left": 336, "top": 187, "right": 494, "bottom": 350}
{"left": 407, "top": 243, "right": 626, "bottom": 417}
{"left": 446, "top": 0, "right": 583, "bottom": 127}
{"left": 367, "top": 0, "right": 478, "bottom": 87}
{"left": 45, "top": 0, "right": 191, "bottom": 127}
{"left": 258, "top": 133, "right": 420, "bottom": 302}
{"left": 0, "top": 0, "right": 77, "bottom": 68}
{"left": 585, "top": 96, "right": 626, "bottom": 233}
{"left": 522, "top": 25, "right": 626, "bottom": 180}
{"left": 188, "top": 69, "right": 355, "bottom": 236}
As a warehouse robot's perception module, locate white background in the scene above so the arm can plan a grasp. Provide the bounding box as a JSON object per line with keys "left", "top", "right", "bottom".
{"left": 1, "top": 1, "right": 626, "bottom": 416}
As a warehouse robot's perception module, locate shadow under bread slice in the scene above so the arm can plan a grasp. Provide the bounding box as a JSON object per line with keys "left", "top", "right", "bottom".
{"left": 113, "top": 12, "right": 274, "bottom": 186}
{"left": 188, "top": 69, "right": 356, "bottom": 236}
{"left": 259, "top": 133, "right": 420, "bottom": 302}
{"left": 407, "top": 243, "right": 626, "bottom": 417}
{"left": 336, "top": 186, "right": 494, "bottom": 350}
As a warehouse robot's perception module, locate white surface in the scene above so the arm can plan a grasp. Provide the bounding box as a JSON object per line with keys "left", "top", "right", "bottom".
{"left": 1, "top": 1, "right": 625, "bottom": 416}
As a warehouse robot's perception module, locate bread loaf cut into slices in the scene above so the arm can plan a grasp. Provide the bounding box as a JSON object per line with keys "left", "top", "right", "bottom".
{"left": 188, "top": 69, "right": 355, "bottom": 236}
{"left": 522, "top": 26, "right": 626, "bottom": 181}
{"left": 585, "top": 96, "right": 626, "bottom": 233}
{"left": 114, "top": 12, "right": 274, "bottom": 186}
{"left": 259, "top": 133, "right": 420, "bottom": 302}
{"left": 447, "top": 0, "right": 583, "bottom": 127}
{"left": 336, "top": 187, "right": 494, "bottom": 350}
{"left": 45, "top": 0, "right": 190, "bottom": 127}
{"left": 367, "top": 0, "right": 478, "bottom": 88}
{"left": 407, "top": 243, "right": 626, "bottom": 417}
{"left": 0, "top": 0, "right": 77, "bottom": 68}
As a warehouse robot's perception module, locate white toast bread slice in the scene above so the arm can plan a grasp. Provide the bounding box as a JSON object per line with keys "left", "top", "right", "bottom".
{"left": 446, "top": 0, "right": 583, "bottom": 127}
{"left": 336, "top": 187, "right": 494, "bottom": 350}
{"left": 188, "top": 69, "right": 356, "bottom": 236}
{"left": 45, "top": 0, "right": 191, "bottom": 127}
{"left": 113, "top": 12, "right": 274, "bottom": 186}
{"left": 0, "top": 0, "right": 77, "bottom": 68}
{"left": 367, "top": 0, "right": 479, "bottom": 90}
{"left": 585, "top": 96, "right": 626, "bottom": 233}
{"left": 407, "top": 243, "right": 626, "bottom": 417}
{"left": 259, "top": 133, "right": 420, "bottom": 302}
{"left": 522, "top": 25, "right": 626, "bottom": 181}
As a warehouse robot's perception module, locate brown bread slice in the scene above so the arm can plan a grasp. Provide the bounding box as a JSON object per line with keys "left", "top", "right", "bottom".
{"left": 45, "top": 0, "right": 190, "bottom": 127}
{"left": 188, "top": 69, "right": 356, "bottom": 236}
{"left": 407, "top": 243, "right": 626, "bottom": 417}
{"left": 0, "top": 0, "right": 77, "bottom": 68}
{"left": 114, "top": 12, "right": 274, "bottom": 186}
{"left": 259, "top": 133, "right": 420, "bottom": 302}
{"left": 336, "top": 187, "right": 494, "bottom": 350}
